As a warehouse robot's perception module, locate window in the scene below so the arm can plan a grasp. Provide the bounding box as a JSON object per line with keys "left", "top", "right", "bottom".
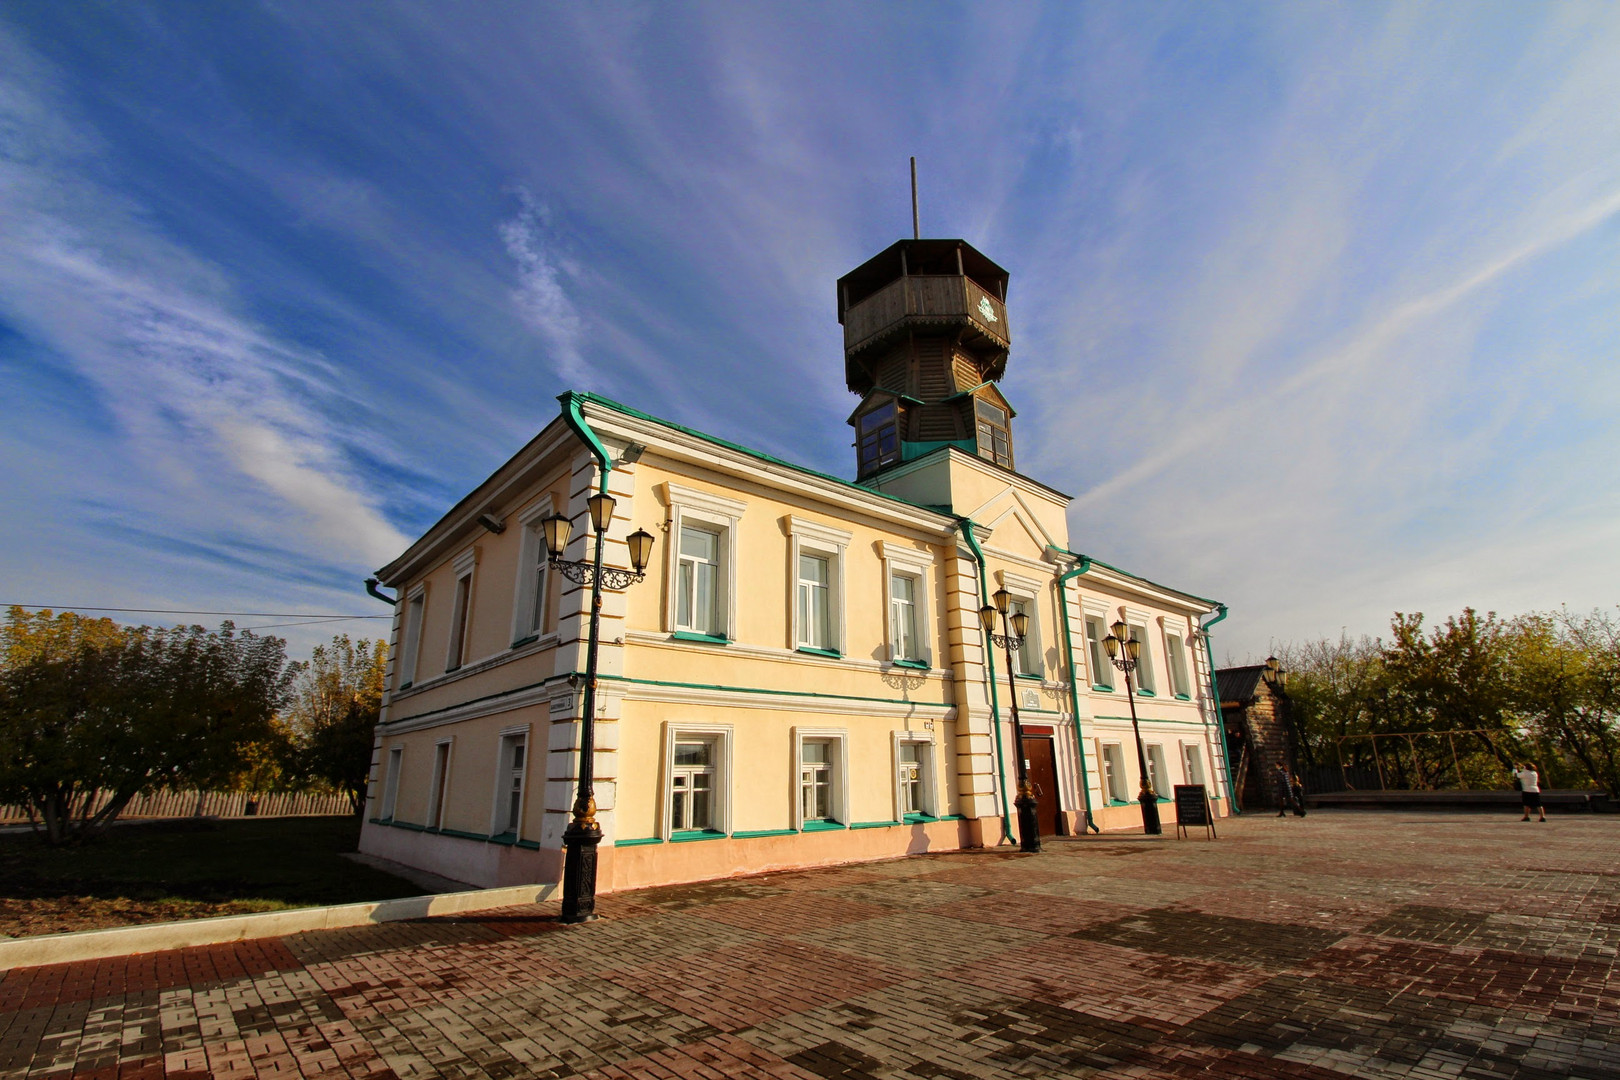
{"left": 1085, "top": 616, "right": 1112, "bottom": 689}
{"left": 801, "top": 739, "right": 833, "bottom": 821}
{"left": 890, "top": 573, "right": 919, "bottom": 661}
{"left": 798, "top": 554, "right": 832, "bottom": 650}
{"left": 1010, "top": 598, "right": 1039, "bottom": 677}
{"left": 445, "top": 548, "right": 478, "bottom": 672}
{"left": 427, "top": 740, "right": 451, "bottom": 830}
{"left": 1100, "top": 743, "right": 1128, "bottom": 803}
{"left": 893, "top": 735, "right": 937, "bottom": 818}
{"left": 1145, "top": 744, "right": 1169, "bottom": 797}
{"left": 662, "top": 483, "right": 746, "bottom": 642}
{"left": 1129, "top": 621, "right": 1155, "bottom": 694}
{"left": 381, "top": 746, "right": 403, "bottom": 819}
{"left": 974, "top": 398, "right": 1012, "bottom": 468}
{"left": 787, "top": 517, "right": 850, "bottom": 655}
{"left": 1182, "top": 743, "right": 1206, "bottom": 788}
{"left": 857, "top": 400, "right": 900, "bottom": 475}
{"left": 1165, "top": 630, "right": 1191, "bottom": 698}
{"left": 881, "top": 542, "right": 934, "bottom": 667}
{"left": 512, "top": 497, "right": 556, "bottom": 644}
{"left": 671, "top": 739, "right": 716, "bottom": 831}
{"left": 398, "top": 586, "right": 426, "bottom": 689}
{"left": 677, "top": 525, "right": 722, "bottom": 635}
{"left": 493, "top": 730, "right": 528, "bottom": 836}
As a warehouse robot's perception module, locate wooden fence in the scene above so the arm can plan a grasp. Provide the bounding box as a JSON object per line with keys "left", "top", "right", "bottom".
{"left": 0, "top": 789, "right": 355, "bottom": 824}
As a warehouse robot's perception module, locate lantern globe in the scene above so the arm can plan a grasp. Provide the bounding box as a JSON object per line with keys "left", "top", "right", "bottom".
{"left": 541, "top": 513, "right": 572, "bottom": 559}
{"left": 992, "top": 587, "right": 1011, "bottom": 614}
{"left": 627, "top": 528, "right": 655, "bottom": 573}
{"left": 1104, "top": 634, "right": 1120, "bottom": 659}
{"left": 1011, "top": 610, "right": 1030, "bottom": 639}
{"left": 1125, "top": 636, "right": 1142, "bottom": 661}
{"left": 587, "top": 491, "right": 617, "bottom": 533}
{"left": 979, "top": 605, "right": 998, "bottom": 632}
{"left": 1110, "top": 618, "right": 1128, "bottom": 641}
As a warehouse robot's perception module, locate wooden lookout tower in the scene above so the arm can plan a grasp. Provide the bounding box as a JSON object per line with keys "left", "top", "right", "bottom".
{"left": 838, "top": 239, "right": 1016, "bottom": 481}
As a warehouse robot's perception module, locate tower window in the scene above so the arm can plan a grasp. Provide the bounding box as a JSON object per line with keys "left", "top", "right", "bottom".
{"left": 975, "top": 399, "right": 1012, "bottom": 469}
{"left": 858, "top": 401, "right": 900, "bottom": 474}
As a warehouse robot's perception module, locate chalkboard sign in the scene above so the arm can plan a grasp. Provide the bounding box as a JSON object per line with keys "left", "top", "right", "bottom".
{"left": 1174, "top": 785, "right": 1217, "bottom": 840}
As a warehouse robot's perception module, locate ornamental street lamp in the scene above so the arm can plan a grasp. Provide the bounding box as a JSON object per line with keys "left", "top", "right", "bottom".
{"left": 980, "top": 586, "right": 1041, "bottom": 853}
{"left": 541, "top": 490, "right": 655, "bottom": 924}
{"left": 1104, "top": 618, "right": 1162, "bottom": 835}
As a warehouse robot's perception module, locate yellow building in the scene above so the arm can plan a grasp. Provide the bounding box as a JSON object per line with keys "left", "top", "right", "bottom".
{"left": 359, "top": 238, "right": 1234, "bottom": 892}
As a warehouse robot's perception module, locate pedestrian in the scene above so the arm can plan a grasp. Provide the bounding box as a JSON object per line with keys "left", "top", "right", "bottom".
{"left": 1274, "top": 763, "right": 1295, "bottom": 818}
{"left": 1516, "top": 761, "right": 1546, "bottom": 822}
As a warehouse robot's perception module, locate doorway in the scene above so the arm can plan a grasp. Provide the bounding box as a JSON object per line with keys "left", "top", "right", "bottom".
{"left": 1021, "top": 735, "right": 1064, "bottom": 836}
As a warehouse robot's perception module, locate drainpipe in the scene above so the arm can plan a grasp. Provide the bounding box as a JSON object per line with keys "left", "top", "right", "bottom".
{"left": 1199, "top": 604, "right": 1240, "bottom": 815}
{"left": 559, "top": 391, "right": 613, "bottom": 491}
{"left": 1051, "top": 549, "right": 1100, "bottom": 834}
{"left": 955, "top": 518, "right": 1015, "bottom": 845}
{"left": 364, "top": 577, "right": 396, "bottom": 606}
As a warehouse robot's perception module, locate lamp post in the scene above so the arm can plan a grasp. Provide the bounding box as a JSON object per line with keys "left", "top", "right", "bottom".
{"left": 541, "top": 492, "right": 655, "bottom": 924}
{"left": 1104, "top": 619, "right": 1161, "bottom": 835}
{"left": 980, "top": 587, "right": 1041, "bottom": 853}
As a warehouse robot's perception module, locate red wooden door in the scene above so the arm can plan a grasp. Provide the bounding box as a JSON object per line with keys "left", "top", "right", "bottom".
{"left": 1022, "top": 736, "right": 1064, "bottom": 836}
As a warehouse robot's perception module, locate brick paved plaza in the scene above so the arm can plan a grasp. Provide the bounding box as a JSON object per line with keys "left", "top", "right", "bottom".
{"left": 2, "top": 811, "right": 1617, "bottom": 1079}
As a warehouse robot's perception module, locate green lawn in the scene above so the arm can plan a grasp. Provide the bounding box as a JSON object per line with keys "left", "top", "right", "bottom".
{"left": 0, "top": 815, "right": 424, "bottom": 936}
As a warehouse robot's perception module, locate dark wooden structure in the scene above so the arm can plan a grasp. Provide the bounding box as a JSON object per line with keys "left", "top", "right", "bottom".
{"left": 1217, "top": 665, "right": 1298, "bottom": 811}
{"left": 838, "top": 239, "right": 1018, "bottom": 479}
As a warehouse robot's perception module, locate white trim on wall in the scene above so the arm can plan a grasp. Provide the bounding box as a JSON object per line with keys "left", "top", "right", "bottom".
{"left": 659, "top": 722, "right": 734, "bottom": 840}
{"left": 661, "top": 482, "right": 747, "bottom": 638}
{"left": 510, "top": 495, "right": 556, "bottom": 645}
{"left": 891, "top": 729, "right": 939, "bottom": 819}
{"left": 791, "top": 726, "right": 851, "bottom": 829}
{"left": 786, "top": 516, "right": 852, "bottom": 654}
{"left": 398, "top": 583, "right": 428, "bottom": 690}
{"left": 880, "top": 541, "right": 935, "bottom": 666}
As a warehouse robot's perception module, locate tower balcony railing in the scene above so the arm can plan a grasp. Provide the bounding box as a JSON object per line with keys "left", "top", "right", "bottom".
{"left": 843, "top": 274, "right": 1010, "bottom": 355}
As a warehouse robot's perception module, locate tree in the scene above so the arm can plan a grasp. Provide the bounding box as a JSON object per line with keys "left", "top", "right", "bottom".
{"left": 284, "top": 635, "right": 387, "bottom": 814}
{"left": 1511, "top": 609, "right": 1620, "bottom": 796}
{"left": 0, "top": 607, "right": 299, "bottom": 844}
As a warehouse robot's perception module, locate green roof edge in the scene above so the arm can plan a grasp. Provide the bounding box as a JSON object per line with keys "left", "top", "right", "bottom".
{"left": 1051, "top": 546, "right": 1221, "bottom": 608}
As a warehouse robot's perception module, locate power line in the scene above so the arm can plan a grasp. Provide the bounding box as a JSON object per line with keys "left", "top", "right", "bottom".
{"left": 4, "top": 604, "right": 389, "bottom": 619}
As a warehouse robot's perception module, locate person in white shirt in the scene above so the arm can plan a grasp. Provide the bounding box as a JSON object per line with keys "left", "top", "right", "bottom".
{"left": 1515, "top": 762, "right": 1546, "bottom": 822}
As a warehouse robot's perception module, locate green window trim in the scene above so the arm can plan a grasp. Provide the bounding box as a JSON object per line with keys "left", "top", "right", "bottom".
{"left": 616, "top": 837, "right": 663, "bottom": 847}
{"left": 801, "top": 820, "right": 847, "bottom": 832}
{"left": 1107, "top": 799, "right": 1132, "bottom": 807}
{"left": 670, "top": 828, "right": 727, "bottom": 842}
{"left": 796, "top": 646, "right": 843, "bottom": 659}
{"left": 935, "top": 813, "right": 966, "bottom": 821}
{"left": 488, "top": 831, "right": 517, "bottom": 846}
{"left": 672, "top": 631, "right": 730, "bottom": 645}
{"left": 516, "top": 839, "right": 540, "bottom": 850}
{"left": 1156, "top": 796, "right": 1172, "bottom": 804}
{"left": 851, "top": 820, "right": 901, "bottom": 830}
{"left": 889, "top": 658, "right": 930, "bottom": 670}
{"left": 1014, "top": 672, "right": 1043, "bottom": 681}
{"left": 398, "top": 681, "right": 413, "bottom": 691}
{"left": 1174, "top": 693, "right": 1192, "bottom": 701}
{"left": 439, "top": 827, "right": 490, "bottom": 842}
{"left": 510, "top": 634, "right": 540, "bottom": 649}
{"left": 903, "top": 813, "right": 938, "bottom": 825}
{"left": 1091, "top": 684, "right": 1115, "bottom": 692}
{"left": 1137, "top": 689, "right": 1156, "bottom": 697}
{"left": 733, "top": 828, "right": 798, "bottom": 839}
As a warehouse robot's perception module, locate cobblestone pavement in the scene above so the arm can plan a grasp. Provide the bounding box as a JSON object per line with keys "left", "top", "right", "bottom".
{"left": 3, "top": 812, "right": 1618, "bottom": 1079}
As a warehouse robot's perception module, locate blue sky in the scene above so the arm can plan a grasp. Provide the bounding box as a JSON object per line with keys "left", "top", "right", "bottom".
{"left": 1, "top": 3, "right": 1616, "bottom": 662}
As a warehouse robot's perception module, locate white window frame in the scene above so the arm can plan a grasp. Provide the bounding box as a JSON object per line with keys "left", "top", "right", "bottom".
{"left": 398, "top": 584, "right": 427, "bottom": 690}
{"left": 662, "top": 483, "right": 746, "bottom": 640}
{"left": 792, "top": 726, "right": 850, "bottom": 828}
{"left": 1181, "top": 741, "right": 1207, "bottom": 789}
{"left": 1164, "top": 624, "right": 1192, "bottom": 698}
{"left": 881, "top": 542, "right": 935, "bottom": 667}
{"left": 381, "top": 745, "right": 404, "bottom": 819}
{"left": 427, "top": 737, "right": 453, "bottom": 830}
{"left": 444, "top": 547, "right": 478, "bottom": 672}
{"left": 660, "top": 722, "right": 733, "bottom": 839}
{"left": 1099, "top": 740, "right": 1129, "bottom": 803}
{"left": 892, "top": 731, "right": 939, "bottom": 819}
{"left": 511, "top": 495, "right": 556, "bottom": 646}
{"left": 1145, "top": 742, "right": 1169, "bottom": 796}
{"left": 999, "top": 572, "right": 1044, "bottom": 680}
{"left": 787, "top": 517, "right": 851, "bottom": 655}
{"left": 1083, "top": 613, "right": 1112, "bottom": 689}
{"left": 490, "top": 725, "right": 530, "bottom": 838}
{"left": 1125, "top": 609, "right": 1155, "bottom": 695}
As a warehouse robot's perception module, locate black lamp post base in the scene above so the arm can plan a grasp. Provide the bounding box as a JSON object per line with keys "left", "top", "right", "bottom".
{"left": 1138, "top": 792, "right": 1162, "bottom": 835}
{"left": 559, "top": 822, "right": 603, "bottom": 924}
{"left": 1014, "top": 794, "right": 1042, "bottom": 853}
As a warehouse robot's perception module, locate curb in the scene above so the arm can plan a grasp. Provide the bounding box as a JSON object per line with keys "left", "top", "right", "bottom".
{"left": 0, "top": 881, "right": 558, "bottom": 970}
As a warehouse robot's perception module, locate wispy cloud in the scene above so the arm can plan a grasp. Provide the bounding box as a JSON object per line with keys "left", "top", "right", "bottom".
{"left": 498, "top": 187, "right": 588, "bottom": 384}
